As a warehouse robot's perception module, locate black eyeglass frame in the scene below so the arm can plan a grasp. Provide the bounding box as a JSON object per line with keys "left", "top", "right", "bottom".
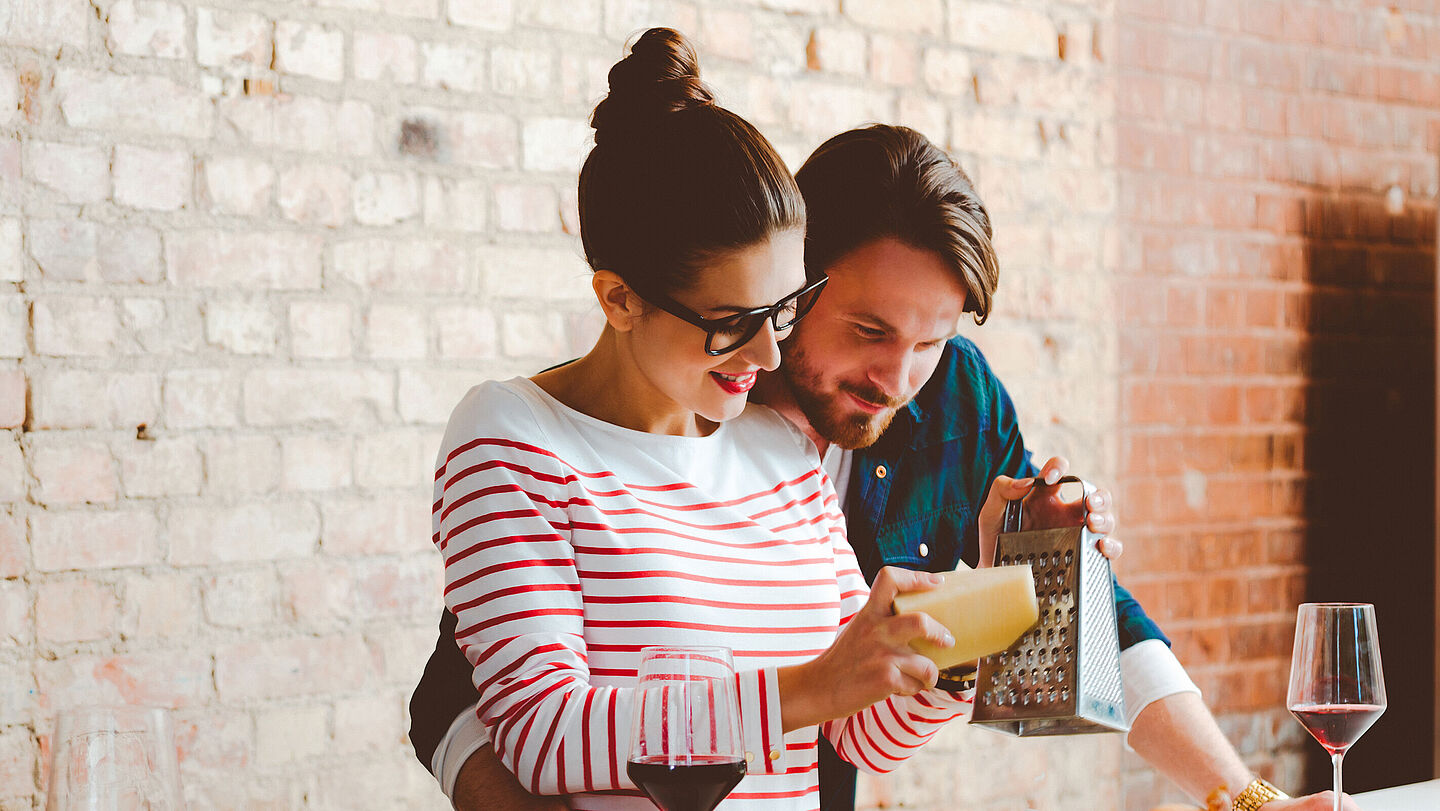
{"left": 635, "top": 275, "right": 830, "bottom": 356}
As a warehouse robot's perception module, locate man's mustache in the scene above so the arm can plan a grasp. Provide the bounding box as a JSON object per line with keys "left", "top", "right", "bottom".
{"left": 837, "top": 381, "right": 907, "bottom": 411}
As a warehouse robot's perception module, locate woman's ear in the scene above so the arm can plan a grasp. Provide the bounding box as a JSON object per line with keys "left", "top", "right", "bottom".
{"left": 593, "top": 270, "right": 647, "bottom": 332}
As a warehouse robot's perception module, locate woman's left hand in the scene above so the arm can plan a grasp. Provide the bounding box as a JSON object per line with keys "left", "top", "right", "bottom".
{"left": 976, "top": 456, "right": 1123, "bottom": 568}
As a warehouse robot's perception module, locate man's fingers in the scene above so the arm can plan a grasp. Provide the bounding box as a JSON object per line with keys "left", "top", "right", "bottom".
{"left": 1086, "top": 512, "right": 1115, "bottom": 534}
{"left": 990, "top": 475, "right": 1035, "bottom": 502}
{"left": 1098, "top": 537, "right": 1123, "bottom": 560}
{"left": 1086, "top": 487, "right": 1110, "bottom": 512}
{"left": 1038, "top": 456, "right": 1069, "bottom": 485}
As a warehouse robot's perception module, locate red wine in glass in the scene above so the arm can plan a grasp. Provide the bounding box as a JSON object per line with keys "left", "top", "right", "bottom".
{"left": 627, "top": 755, "right": 747, "bottom": 811}
{"left": 1288, "top": 703, "right": 1385, "bottom": 753}
{"left": 628, "top": 647, "right": 746, "bottom": 811}
{"left": 1286, "top": 603, "right": 1386, "bottom": 811}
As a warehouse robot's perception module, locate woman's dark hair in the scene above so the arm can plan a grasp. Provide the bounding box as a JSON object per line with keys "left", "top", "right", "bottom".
{"left": 795, "top": 125, "right": 999, "bottom": 324}
{"left": 579, "top": 28, "right": 805, "bottom": 297}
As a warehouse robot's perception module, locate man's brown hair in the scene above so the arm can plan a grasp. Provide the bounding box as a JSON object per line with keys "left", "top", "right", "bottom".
{"left": 795, "top": 125, "right": 998, "bottom": 323}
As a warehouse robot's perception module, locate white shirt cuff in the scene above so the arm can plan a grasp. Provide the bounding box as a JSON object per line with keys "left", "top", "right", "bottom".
{"left": 1120, "top": 638, "right": 1201, "bottom": 742}
{"left": 432, "top": 702, "right": 490, "bottom": 800}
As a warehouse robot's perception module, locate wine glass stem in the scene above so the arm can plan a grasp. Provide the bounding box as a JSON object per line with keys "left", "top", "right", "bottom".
{"left": 1331, "top": 750, "right": 1344, "bottom": 811}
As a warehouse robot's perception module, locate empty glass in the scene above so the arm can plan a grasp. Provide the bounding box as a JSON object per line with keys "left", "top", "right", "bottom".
{"left": 45, "top": 706, "right": 185, "bottom": 811}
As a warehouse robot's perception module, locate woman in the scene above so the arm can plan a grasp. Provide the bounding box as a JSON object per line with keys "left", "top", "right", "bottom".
{"left": 433, "top": 28, "right": 1023, "bottom": 809}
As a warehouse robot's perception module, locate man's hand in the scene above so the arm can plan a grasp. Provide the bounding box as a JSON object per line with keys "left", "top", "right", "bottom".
{"left": 977, "top": 456, "right": 1123, "bottom": 567}
{"left": 1264, "top": 793, "right": 1364, "bottom": 810}
{"left": 451, "top": 745, "right": 567, "bottom": 811}
{"left": 777, "top": 567, "right": 953, "bottom": 731}
{"left": 1129, "top": 693, "right": 1371, "bottom": 811}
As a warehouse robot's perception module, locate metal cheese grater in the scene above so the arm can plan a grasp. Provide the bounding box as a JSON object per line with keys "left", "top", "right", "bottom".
{"left": 969, "top": 475, "right": 1128, "bottom": 736}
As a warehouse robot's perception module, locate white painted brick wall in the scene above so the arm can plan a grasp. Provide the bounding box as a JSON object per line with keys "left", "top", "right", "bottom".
{"left": 201, "top": 567, "right": 279, "bottom": 629}
{"left": 0, "top": 1, "right": 1148, "bottom": 808}
{"left": 421, "top": 40, "right": 488, "bottom": 93}
{"left": 105, "top": 0, "right": 190, "bottom": 60}
{"left": 29, "top": 142, "right": 109, "bottom": 204}
{"left": 113, "top": 144, "right": 191, "bottom": 211}
{"left": 196, "top": 8, "right": 272, "bottom": 72}
{"left": 30, "top": 440, "right": 118, "bottom": 505}
{"left": 278, "top": 164, "right": 352, "bottom": 227}
{"left": 354, "top": 30, "right": 419, "bottom": 83}
{"left": 275, "top": 21, "right": 346, "bottom": 82}
{"left": 201, "top": 154, "right": 275, "bottom": 216}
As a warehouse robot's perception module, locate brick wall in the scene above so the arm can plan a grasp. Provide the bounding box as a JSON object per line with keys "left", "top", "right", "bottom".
{"left": 1, "top": 1, "right": 1435, "bottom": 809}
{"left": 1111, "top": 0, "right": 1439, "bottom": 807}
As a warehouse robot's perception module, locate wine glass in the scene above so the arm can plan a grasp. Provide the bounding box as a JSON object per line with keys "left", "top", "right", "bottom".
{"left": 627, "top": 646, "right": 746, "bottom": 811}
{"left": 1286, "top": 603, "right": 1386, "bottom": 811}
{"left": 45, "top": 706, "right": 185, "bottom": 810}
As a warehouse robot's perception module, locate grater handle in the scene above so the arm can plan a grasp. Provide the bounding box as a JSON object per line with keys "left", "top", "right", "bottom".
{"left": 1002, "top": 475, "right": 1096, "bottom": 532}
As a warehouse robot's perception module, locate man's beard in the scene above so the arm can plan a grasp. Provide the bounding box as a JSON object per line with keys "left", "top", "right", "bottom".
{"left": 782, "top": 342, "right": 907, "bottom": 450}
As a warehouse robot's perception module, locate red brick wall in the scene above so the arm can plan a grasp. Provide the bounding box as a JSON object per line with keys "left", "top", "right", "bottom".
{"left": 1111, "top": 1, "right": 1439, "bottom": 805}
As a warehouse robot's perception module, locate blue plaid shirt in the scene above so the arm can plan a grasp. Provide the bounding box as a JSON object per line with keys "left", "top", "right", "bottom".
{"left": 842, "top": 336, "right": 1167, "bottom": 650}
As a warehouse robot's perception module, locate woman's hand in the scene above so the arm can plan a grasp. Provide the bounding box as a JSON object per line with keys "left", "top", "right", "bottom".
{"left": 977, "top": 457, "right": 1122, "bottom": 568}
{"left": 777, "top": 567, "right": 954, "bottom": 732}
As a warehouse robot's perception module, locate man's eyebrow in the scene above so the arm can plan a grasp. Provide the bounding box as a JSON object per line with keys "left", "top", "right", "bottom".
{"left": 849, "top": 311, "right": 899, "bottom": 333}
{"left": 852, "top": 311, "right": 958, "bottom": 343}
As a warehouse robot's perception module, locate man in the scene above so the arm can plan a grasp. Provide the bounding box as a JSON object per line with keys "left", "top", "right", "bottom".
{"left": 409, "top": 126, "right": 1355, "bottom": 810}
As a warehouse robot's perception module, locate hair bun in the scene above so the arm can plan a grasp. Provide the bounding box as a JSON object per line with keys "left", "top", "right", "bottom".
{"left": 591, "top": 28, "right": 714, "bottom": 144}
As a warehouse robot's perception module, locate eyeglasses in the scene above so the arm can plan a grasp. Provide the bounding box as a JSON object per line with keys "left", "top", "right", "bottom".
{"left": 636, "top": 275, "right": 829, "bottom": 356}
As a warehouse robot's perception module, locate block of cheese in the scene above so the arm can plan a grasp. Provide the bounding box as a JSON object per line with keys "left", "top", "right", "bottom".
{"left": 892, "top": 565, "right": 1039, "bottom": 671}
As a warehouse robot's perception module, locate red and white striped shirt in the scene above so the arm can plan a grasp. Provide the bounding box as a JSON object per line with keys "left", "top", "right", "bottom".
{"left": 433, "top": 378, "right": 969, "bottom": 810}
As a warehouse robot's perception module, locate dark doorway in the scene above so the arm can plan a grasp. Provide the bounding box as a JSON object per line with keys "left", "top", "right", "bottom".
{"left": 1301, "top": 191, "right": 1437, "bottom": 792}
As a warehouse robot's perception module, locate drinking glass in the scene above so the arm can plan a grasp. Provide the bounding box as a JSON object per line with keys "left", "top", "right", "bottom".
{"left": 1286, "top": 603, "right": 1386, "bottom": 811}
{"left": 627, "top": 646, "right": 746, "bottom": 811}
{"left": 45, "top": 706, "right": 185, "bottom": 811}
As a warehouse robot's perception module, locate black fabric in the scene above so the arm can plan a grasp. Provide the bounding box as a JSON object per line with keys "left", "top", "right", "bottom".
{"left": 408, "top": 608, "right": 474, "bottom": 775}
{"left": 817, "top": 735, "right": 857, "bottom": 811}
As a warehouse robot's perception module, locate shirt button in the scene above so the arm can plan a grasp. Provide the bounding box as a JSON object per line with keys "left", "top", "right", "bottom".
{"left": 875, "top": 464, "right": 887, "bottom": 479}
{"left": 919, "top": 543, "right": 929, "bottom": 557}
{"left": 744, "top": 751, "right": 754, "bottom": 763}
{"left": 768, "top": 750, "right": 781, "bottom": 761}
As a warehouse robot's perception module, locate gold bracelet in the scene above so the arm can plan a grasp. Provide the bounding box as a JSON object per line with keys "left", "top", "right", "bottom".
{"left": 1231, "top": 778, "right": 1288, "bottom": 811}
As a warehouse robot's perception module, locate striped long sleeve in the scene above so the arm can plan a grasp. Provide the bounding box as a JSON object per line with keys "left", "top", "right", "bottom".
{"left": 818, "top": 522, "right": 973, "bottom": 775}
